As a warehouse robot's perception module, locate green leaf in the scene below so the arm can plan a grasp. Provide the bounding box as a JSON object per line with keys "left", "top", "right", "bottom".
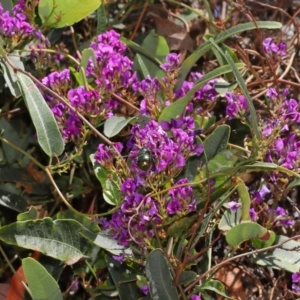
{"left": 135, "top": 53, "right": 151, "bottom": 78}
{"left": 202, "top": 125, "right": 230, "bottom": 161}
{"left": 235, "top": 178, "right": 251, "bottom": 221}
{"left": 106, "top": 255, "right": 143, "bottom": 300}
{"left": 205, "top": 150, "right": 237, "bottom": 175}
{"left": 0, "top": 188, "right": 28, "bottom": 212}
{"left": 133, "top": 30, "right": 169, "bottom": 79}
{"left": 57, "top": 209, "right": 100, "bottom": 233}
{"left": 90, "top": 154, "right": 121, "bottom": 205}
{"left": 16, "top": 72, "right": 64, "bottom": 157}
{"left": 0, "top": 218, "right": 87, "bottom": 264}
{"left": 252, "top": 230, "right": 276, "bottom": 249}
{"left": 178, "top": 271, "right": 197, "bottom": 285}
{"left": 218, "top": 209, "right": 242, "bottom": 231}
{"left": 176, "top": 21, "right": 282, "bottom": 88}
{"left": 23, "top": 257, "right": 63, "bottom": 300}
{"left": 0, "top": 0, "right": 13, "bottom": 11}
{"left": 226, "top": 222, "right": 269, "bottom": 247}
{"left": 17, "top": 206, "right": 38, "bottom": 221}
{"left": 70, "top": 66, "right": 85, "bottom": 86}
{"left": 225, "top": 51, "right": 260, "bottom": 137}
{"left": 158, "top": 64, "right": 244, "bottom": 123}
{"left": 0, "top": 117, "right": 32, "bottom": 163}
{"left": 200, "top": 279, "right": 234, "bottom": 300}
{"left": 96, "top": 3, "right": 107, "bottom": 34}
{"left": 0, "top": 51, "right": 24, "bottom": 97}
{"left": 80, "top": 230, "right": 133, "bottom": 257}
{"left": 104, "top": 116, "right": 135, "bottom": 138}
{"left": 55, "top": 175, "right": 86, "bottom": 198}
{"left": 38, "top": 0, "right": 101, "bottom": 28}
{"left": 121, "top": 37, "right": 162, "bottom": 66}
{"left": 214, "top": 80, "right": 237, "bottom": 96}
{"left": 195, "top": 115, "right": 216, "bottom": 132}
{"left": 208, "top": 38, "right": 260, "bottom": 137}
{"left": 167, "top": 215, "right": 198, "bottom": 237}
{"left": 185, "top": 125, "right": 230, "bottom": 181}
{"left": 81, "top": 48, "right": 96, "bottom": 72}
{"left": 288, "top": 178, "right": 300, "bottom": 189}
{"left": 146, "top": 249, "right": 179, "bottom": 300}
{"left": 251, "top": 235, "right": 300, "bottom": 272}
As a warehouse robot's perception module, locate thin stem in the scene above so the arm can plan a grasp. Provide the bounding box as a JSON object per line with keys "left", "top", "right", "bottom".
{"left": 0, "top": 136, "right": 45, "bottom": 170}
{"left": 0, "top": 244, "right": 32, "bottom": 296}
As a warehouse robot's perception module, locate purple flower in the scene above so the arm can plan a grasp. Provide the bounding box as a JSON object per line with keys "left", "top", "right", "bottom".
{"left": 112, "top": 253, "right": 125, "bottom": 263}
{"left": 86, "top": 30, "right": 136, "bottom": 91}
{"left": 62, "top": 114, "right": 82, "bottom": 140}
{"left": 292, "top": 272, "right": 300, "bottom": 283}
{"left": 274, "top": 206, "right": 286, "bottom": 216}
{"left": 274, "top": 206, "right": 294, "bottom": 226}
{"left": 226, "top": 99, "right": 239, "bottom": 120}
{"left": 249, "top": 208, "right": 258, "bottom": 221}
{"left": 228, "top": 201, "right": 241, "bottom": 212}
{"left": 140, "top": 284, "right": 149, "bottom": 295}
{"left": 292, "top": 283, "right": 300, "bottom": 293}
{"left": 278, "top": 42, "right": 286, "bottom": 56}
{"left": 174, "top": 81, "right": 194, "bottom": 98}
{"left": 282, "top": 99, "right": 300, "bottom": 122}
{"left": 94, "top": 144, "right": 111, "bottom": 164}
{"left": 225, "top": 92, "right": 249, "bottom": 120}
{"left": 59, "top": 69, "right": 70, "bottom": 82}
{"left": 51, "top": 103, "right": 65, "bottom": 118}
{"left": 160, "top": 53, "right": 180, "bottom": 72}
{"left": 263, "top": 38, "right": 278, "bottom": 53}
{"left": 167, "top": 199, "right": 182, "bottom": 215}
{"left": 190, "top": 295, "right": 201, "bottom": 300}
{"left": 262, "top": 124, "right": 274, "bottom": 137}
{"left": 70, "top": 279, "right": 79, "bottom": 293}
{"left": 292, "top": 272, "right": 300, "bottom": 292}
{"left": 266, "top": 87, "right": 278, "bottom": 100}
{"left": 252, "top": 184, "right": 271, "bottom": 202}
{"left": 274, "top": 138, "right": 284, "bottom": 152}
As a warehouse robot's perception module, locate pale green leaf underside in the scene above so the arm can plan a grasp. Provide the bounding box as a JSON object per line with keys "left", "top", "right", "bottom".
{"left": 0, "top": 218, "right": 85, "bottom": 265}
{"left": 16, "top": 72, "right": 64, "bottom": 157}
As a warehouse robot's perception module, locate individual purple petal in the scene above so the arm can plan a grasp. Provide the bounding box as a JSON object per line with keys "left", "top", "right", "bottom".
{"left": 228, "top": 201, "right": 241, "bottom": 212}
{"left": 167, "top": 199, "right": 182, "bottom": 215}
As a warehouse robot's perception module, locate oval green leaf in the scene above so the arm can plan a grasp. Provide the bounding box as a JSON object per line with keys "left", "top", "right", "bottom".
{"left": 80, "top": 230, "right": 133, "bottom": 257}
{"left": 104, "top": 116, "right": 135, "bottom": 138}
{"left": 226, "top": 222, "right": 269, "bottom": 247}
{"left": 23, "top": 257, "right": 63, "bottom": 300}
{"left": 146, "top": 249, "right": 179, "bottom": 300}
{"left": 251, "top": 235, "right": 300, "bottom": 272}
{"left": 0, "top": 218, "right": 87, "bottom": 264}
{"left": 16, "top": 72, "right": 64, "bottom": 157}
{"left": 106, "top": 255, "right": 143, "bottom": 300}
{"left": 133, "top": 30, "right": 169, "bottom": 79}
{"left": 38, "top": 0, "right": 101, "bottom": 28}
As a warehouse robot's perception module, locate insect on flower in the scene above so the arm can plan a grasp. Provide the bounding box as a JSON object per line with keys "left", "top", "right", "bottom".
{"left": 137, "top": 148, "right": 153, "bottom": 171}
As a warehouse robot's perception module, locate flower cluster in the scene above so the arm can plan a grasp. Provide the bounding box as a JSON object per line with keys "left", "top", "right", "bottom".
{"left": 263, "top": 37, "right": 286, "bottom": 56}
{"left": 96, "top": 119, "right": 201, "bottom": 249}
{"left": 129, "top": 120, "right": 202, "bottom": 175}
{"left": 41, "top": 30, "right": 139, "bottom": 141}
{"left": 225, "top": 92, "right": 249, "bottom": 120}
{"left": 0, "top": 1, "right": 33, "bottom": 40}
{"left": 292, "top": 272, "right": 300, "bottom": 292}
{"left": 86, "top": 30, "right": 136, "bottom": 92}
{"left": 261, "top": 90, "right": 300, "bottom": 170}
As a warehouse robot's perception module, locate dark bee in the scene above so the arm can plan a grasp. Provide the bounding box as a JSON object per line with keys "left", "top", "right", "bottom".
{"left": 137, "top": 148, "right": 153, "bottom": 171}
